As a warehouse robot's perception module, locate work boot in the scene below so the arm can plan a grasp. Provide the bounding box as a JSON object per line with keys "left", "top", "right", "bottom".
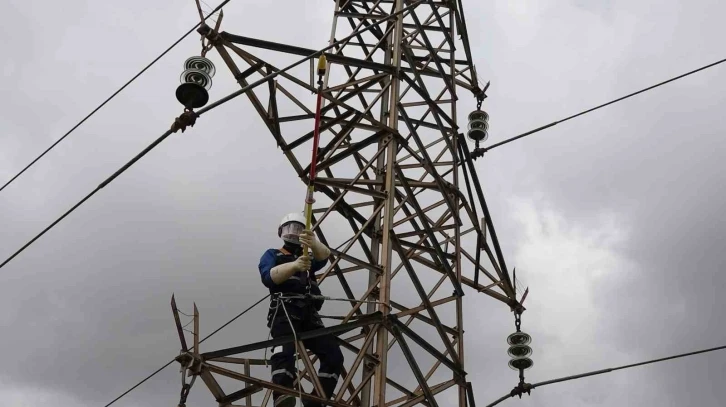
{"left": 302, "top": 394, "right": 325, "bottom": 407}
{"left": 274, "top": 394, "right": 296, "bottom": 407}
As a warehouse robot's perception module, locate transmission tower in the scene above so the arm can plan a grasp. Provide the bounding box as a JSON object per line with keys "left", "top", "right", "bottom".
{"left": 171, "top": 1, "right": 526, "bottom": 406}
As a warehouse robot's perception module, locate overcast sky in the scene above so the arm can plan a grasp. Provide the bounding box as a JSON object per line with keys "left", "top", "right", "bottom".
{"left": 1, "top": 0, "right": 725, "bottom": 406}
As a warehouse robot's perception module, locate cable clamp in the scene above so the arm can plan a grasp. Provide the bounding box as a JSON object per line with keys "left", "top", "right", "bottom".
{"left": 171, "top": 110, "right": 199, "bottom": 133}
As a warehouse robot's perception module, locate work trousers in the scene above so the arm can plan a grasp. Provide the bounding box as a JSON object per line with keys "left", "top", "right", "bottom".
{"left": 269, "top": 298, "right": 344, "bottom": 406}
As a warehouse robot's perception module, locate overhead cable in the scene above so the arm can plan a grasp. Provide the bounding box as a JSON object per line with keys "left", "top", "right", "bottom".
{"left": 103, "top": 294, "right": 269, "bottom": 407}
{"left": 0, "top": 0, "right": 231, "bottom": 194}
{"left": 0, "top": 2, "right": 420, "bottom": 271}
{"left": 482, "top": 56, "right": 726, "bottom": 152}
{"left": 485, "top": 343, "right": 726, "bottom": 407}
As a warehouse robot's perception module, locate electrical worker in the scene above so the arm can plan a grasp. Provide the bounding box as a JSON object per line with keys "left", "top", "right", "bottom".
{"left": 258, "top": 212, "right": 344, "bottom": 407}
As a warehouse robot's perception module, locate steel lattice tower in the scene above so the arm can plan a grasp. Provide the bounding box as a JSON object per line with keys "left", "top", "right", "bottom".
{"left": 173, "top": 1, "right": 522, "bottom": 406}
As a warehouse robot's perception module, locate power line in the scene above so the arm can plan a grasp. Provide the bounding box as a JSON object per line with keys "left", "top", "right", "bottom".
{"left": 0, "top": 2, "right": 417, "bottom": 271}
{"left": 102, "top": 359, "right": 175, "bottom": 407}
{"left": 0, "top": 127, "right": 176, "bottom": 270}
{"left": 0, "top": 73, "right": 245, "bottom": 270}
{"left": 103, "top": 294, "right": 269, "bottom": 407}
{"left": 485, "top": 343, "right": 726, "bottom": 407}
{"left": 482, "top": 56, "right": 726, "bottom": 153}
{"left": 0, "top": 1, "right": 231, "bottom": 194}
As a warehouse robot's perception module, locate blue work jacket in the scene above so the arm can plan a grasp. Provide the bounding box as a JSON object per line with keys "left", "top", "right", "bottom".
{"left": 258, "top": 248, "right": 327, "bottom": 295}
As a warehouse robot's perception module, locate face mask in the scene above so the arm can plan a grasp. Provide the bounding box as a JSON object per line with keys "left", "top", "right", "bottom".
{"left": 280, "top": 222, "right": 304, "bottom": 244}
{"left": 283, "top": 241, "right": 303, "bottom": 256}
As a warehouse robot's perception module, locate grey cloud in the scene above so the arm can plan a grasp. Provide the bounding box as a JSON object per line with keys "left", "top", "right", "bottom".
{"left": 3, "top": 0, "right": 726, "bottom": 406}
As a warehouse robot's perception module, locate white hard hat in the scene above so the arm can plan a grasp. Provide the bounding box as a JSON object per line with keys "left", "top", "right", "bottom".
{"left": 278, "top": 212, "right": 306, "bottom": 243}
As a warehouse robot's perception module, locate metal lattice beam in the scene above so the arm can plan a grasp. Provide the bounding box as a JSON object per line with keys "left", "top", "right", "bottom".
{"left": 174, "top": 1, "right": 522, "bottom": 407}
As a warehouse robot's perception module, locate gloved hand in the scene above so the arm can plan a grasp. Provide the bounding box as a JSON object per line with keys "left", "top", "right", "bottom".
{"left": 293, "top": 255, "right": 312, "bottom": 271}
{"left": 299, "top": 230, "right": 331, "bottom": 261}
{"left": 270, "top": 255, "right": 311, "bottom": 284}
